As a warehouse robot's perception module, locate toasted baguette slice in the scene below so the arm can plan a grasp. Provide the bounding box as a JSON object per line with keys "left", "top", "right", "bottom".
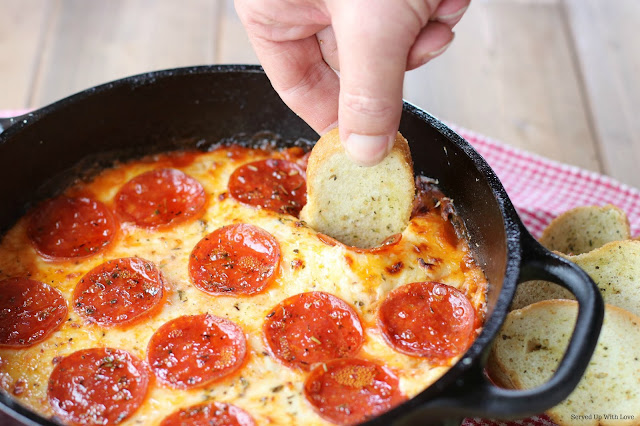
{"left": 488, "top": 300, "right": 640, "bottom": 426}
{"left": 510, "top": 240, "right": 640, "bottom": 316}
{"left": 509, "top": 265, "right": 573, "bottom": 311}
{"left": 539, "top": 205, "right": 630, "bottom": 255}
{"left": 300, "top": 128, "right": 415, "bottom": 248}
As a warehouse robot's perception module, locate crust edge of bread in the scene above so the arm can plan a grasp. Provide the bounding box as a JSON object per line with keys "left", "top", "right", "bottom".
{"left": 304, "top": 129, "right": 414, "bottom": 194}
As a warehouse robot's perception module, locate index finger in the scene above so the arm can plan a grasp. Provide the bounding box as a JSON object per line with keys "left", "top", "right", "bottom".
{"left": 248, "top": 34, "right": 340, "bottom": 135}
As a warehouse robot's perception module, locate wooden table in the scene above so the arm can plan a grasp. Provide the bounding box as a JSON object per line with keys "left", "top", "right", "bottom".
{"left": 1, "top": 0, "right": 639, "bottom": 191}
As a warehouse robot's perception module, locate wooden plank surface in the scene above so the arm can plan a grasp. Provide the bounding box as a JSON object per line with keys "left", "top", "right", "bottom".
{"left": 216, "top": 0, "right": 258, "bottom": 63}
{"left": 0, "top": 0, "right": 54, "bottom": 109}
{"left": 404, "top": 0, "right": 603, "bottom": 174}
{"left": 31, "top": 0, "right": 220, "bottom": 108}
{"left": 563, "top": 0, "right": 640, "bottom": 188}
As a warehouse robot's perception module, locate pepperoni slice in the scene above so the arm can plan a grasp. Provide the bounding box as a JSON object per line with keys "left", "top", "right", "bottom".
{"left": 48, "top": 348, "right": 149, "bottom": 425}
{"left": 228, "top": 159, "right": 306, "bottom": 216}
{"left": 115, "top": 168, "right": 206, "bottom": 229}
{"left": 160, "top": 402, "right": 255, "bottom": 426}
{"left": 147, "top": 314, "right": 247, "bottom": 389}
{"left": 304, "top": 358, "right": 405, "bottom": 425}
{"left": 0, "top": 278, "right": 67, "bottom": 347}
{"left": 263, "top": 292, "right": 363, "bottom": 370}
{"left": 189, "top": 224, "right": 280, "bottom": 295}
{"left": 73, "top": 257, "right": 165, "bottom": 327}
{"left": 378, "top": 281, "right": 475, "bottom": 362}
{"left": 27, "top": 196, "right": 116, "bottom": 260}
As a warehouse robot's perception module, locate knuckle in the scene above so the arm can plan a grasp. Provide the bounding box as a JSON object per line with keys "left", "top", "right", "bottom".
{"left": 342, "top": 92, "right": 396, "bottom": 118}
{"left": 406, "top": 0, "right": 433, "bottom": 25}
{"left": 278, "top": 62, "right": 331, "bottom": 98}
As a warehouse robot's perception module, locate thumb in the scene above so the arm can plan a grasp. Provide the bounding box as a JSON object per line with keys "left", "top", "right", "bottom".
{"left": 330, "top": 1, "right": 423, "bottom": 166}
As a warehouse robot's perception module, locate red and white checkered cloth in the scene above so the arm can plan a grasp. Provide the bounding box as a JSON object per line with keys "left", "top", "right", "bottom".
{"left": 455, "top": 127, "right": 640, "bottom": 240}
{"left": 2, "top": 110, "right": 638, "bottom": 423}
{"left": 463, "top": 416, "right": 558, "bottom": 426}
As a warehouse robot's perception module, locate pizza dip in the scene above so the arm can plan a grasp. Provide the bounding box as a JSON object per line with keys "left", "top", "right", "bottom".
{"left": 0, "top": 142, "right": 488, "bottom": 425}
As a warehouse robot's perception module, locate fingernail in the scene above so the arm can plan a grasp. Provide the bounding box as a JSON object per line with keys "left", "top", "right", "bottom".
{"left": 426, "top": 35, "right": 454, "bottom": 59}
{"left": 435, "top": 5, "right": 468, "bottom": 22}
{"left": 344, "top": 134, "right": 394, "bottom": 166}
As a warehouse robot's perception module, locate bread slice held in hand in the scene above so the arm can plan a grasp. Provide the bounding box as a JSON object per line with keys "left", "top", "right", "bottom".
{"left": 488, "top": 300, "right": 640, "bottom": 426}
{"left": 300, "top": 128, "right": 415, "bottom": 249}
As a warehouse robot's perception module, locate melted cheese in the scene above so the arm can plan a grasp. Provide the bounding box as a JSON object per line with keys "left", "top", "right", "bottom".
{"left": 0, "top": 146, "right": 487, "bottom": 425}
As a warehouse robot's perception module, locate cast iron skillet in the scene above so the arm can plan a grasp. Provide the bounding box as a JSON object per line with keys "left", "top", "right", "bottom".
{"left": 0, "top": 65, "right": 603, "bottom": 426}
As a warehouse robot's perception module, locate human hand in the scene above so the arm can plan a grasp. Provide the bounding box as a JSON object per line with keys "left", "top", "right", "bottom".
{"left": 235, "top": 0, "right": 469, "bottom": 166}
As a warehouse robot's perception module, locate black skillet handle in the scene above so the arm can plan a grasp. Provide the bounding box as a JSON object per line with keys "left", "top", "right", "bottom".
{"left": 394, "top": 226, "right": 604, "bottom": 424}
{"left": 460, "top": 229, "right": 604, "bottom": 417}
